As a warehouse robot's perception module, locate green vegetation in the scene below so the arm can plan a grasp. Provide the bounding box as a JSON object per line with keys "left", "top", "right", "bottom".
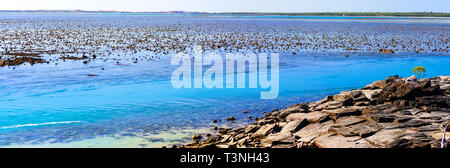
{"left": 218, "top": 12, "right": 450, "bottom": 17}
{"left": 412, "top": 66, "right": 426, "bottom": 79}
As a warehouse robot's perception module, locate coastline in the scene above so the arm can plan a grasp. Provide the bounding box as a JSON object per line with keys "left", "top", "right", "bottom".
{"left": 183, "top": 75, "right": 450, "bottom": 148}
{"left": 0, "top": 10, "right": 449, "bottom": 17}
{"left": 0, "top": 13, "right": 449, "bottom": 148}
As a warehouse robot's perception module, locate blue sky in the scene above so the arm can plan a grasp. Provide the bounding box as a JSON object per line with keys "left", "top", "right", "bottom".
{"left": 1, "top": 0, "right": 449, "bottom": 12}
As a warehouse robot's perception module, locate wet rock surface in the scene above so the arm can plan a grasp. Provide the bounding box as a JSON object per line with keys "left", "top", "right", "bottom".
{"left": 0, "top": 56, "right": 46, "bottom": 67}
{"left": 184, "top": 76, "right": 450, "bottom": 148}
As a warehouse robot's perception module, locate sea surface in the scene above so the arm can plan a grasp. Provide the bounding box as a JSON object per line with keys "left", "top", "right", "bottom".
{"left": 0, "top": 13, "right": 449, "bottom": 147}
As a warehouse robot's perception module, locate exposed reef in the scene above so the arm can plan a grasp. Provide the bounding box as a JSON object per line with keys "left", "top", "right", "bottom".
{"left": 185, "top": 76, "right": 450, "bottom": 148}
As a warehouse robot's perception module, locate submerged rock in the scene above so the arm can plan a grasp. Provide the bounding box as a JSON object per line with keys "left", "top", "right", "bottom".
{"left": 0, "top": 56, "right": 46, "bottom": 67}
{"left": 379, "top": 49, "right": 394, "bottom": 54}
{"left": 226, "top": 116, "right": 236, "bottom": 121}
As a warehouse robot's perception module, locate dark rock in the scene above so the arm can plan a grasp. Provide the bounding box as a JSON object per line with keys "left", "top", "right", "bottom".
{"left": 185, "top": 76, "right": 449, "bottom": 148}
{"left": 414, "top": 125, "right": 441, "bottom": 132}
{"left": 379, "top": 48, "right": 394, "bottom": 54}
{"left": 280, "top": 119, "right": 309, "bottom": 133}
{"left": 60, "top": 56, "right": 88, "bottom": 60}
{"left": 401, "top": 119, "right": 430, "bottom": 128}
{"left": 192, "top": 135, "right": 203, "bottom": 141}
{"left": 370, "top": 113, "right": 395, "bottom": 123}
{"left": 362, "top": 104, "right": 400, "bottom": 114}
{"left": 394, "top": 100, "right": 409, "bottom": 107}
{"left": 377, "top": 79, "right": 442, "bottom": 105}
{"left": 252, "top": 124, "right": 280, "bottom": 138}
{"left": 416, "top": 95, "right": 449, "bottom": 108}
{"left": 0, "top": 57, "right": 46, "bottom": 67}
{"left": 226, "top": 116, "right": 236, "bottom": 121}
{"left": 218, "top": 128, "right": 231, "bottom": 135}
{"left": 244, "top": 125, "right": 260, "bottom": 134}
{"left": 395, "top": 116, "right": 412, "bottom": 123}
{"left": 364, "top": 75, "right": 400, "bottom": 89}
{"left": 389, "top": 132, "right": 434, "bottom": 148}
{"left": 399, "top": 110, "right": 413, "bottom": 115}
{"left": 377, "top": 81, "right": 414, "bottom": 104}
{"left": 354, "top": 101, "right": 370, "bottom": 106}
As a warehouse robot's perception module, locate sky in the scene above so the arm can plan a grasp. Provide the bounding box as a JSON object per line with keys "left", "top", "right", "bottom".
{"left": 0, "top": 0, "right": 449, "bottom": 13}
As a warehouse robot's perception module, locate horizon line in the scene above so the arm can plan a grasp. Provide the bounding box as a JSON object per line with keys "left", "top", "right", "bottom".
{"left": 1, "top": 9, "right": 449, "bottom": 14}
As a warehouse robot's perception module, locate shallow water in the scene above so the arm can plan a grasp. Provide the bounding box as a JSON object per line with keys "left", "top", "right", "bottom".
{"left": 0, "top": 13, "right": 449, "bottom": 147}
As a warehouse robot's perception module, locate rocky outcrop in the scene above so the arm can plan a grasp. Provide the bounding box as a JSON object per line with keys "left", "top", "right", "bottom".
{"left": 379, "top": 49, "right": 394, "bottom": 54}
{"left": 0, "top": 56, "right": 46, "bottom": 67}
{"left": 184, "top": 76, "right": 450, "bottom": 148}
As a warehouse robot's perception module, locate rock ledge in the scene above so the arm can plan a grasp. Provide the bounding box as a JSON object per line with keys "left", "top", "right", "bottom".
{"left": 185, "top": 76, "right": 450, "bottom": 148}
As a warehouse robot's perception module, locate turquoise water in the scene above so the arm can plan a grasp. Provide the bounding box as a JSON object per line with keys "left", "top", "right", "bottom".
{"left": 0, "top": 13, "right": 449, "bottom": 147}
{"left": 0, "top": 52, "right": 449, "bottom": 147}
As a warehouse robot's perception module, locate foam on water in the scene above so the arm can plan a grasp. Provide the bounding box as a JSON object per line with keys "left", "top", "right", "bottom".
{"left": 1, "top": 121, "right": 81, "bottom": 129}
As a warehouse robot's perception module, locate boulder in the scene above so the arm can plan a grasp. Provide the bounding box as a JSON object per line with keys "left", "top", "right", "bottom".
{"left": 377, "top": 81, "right": 414, "bottom": 103}
{"left": 280, "top": 119, "right": 309, "bottom": 133}
{"left": 266, "top": 132, "right": 296, "bottom": 145}
{"left": 364, "top": 76, "right": 401, "bottom": 89}
{"left": 370, "top": 113, "right": 396, "bottom": 123}
{"left": 377, "top": 78, "right": 442, "bottom": 104}
{"left": 244, "top": 125, "right": 260, "bottom": 134}
{"left": 226, "top": 116, "right": 236, "bottom": 121}
{"left": 294, "top": 120, "right": 334, "bottom": 144}
{"left": 252, "top": 124, "right": 280, "bottom": 138}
